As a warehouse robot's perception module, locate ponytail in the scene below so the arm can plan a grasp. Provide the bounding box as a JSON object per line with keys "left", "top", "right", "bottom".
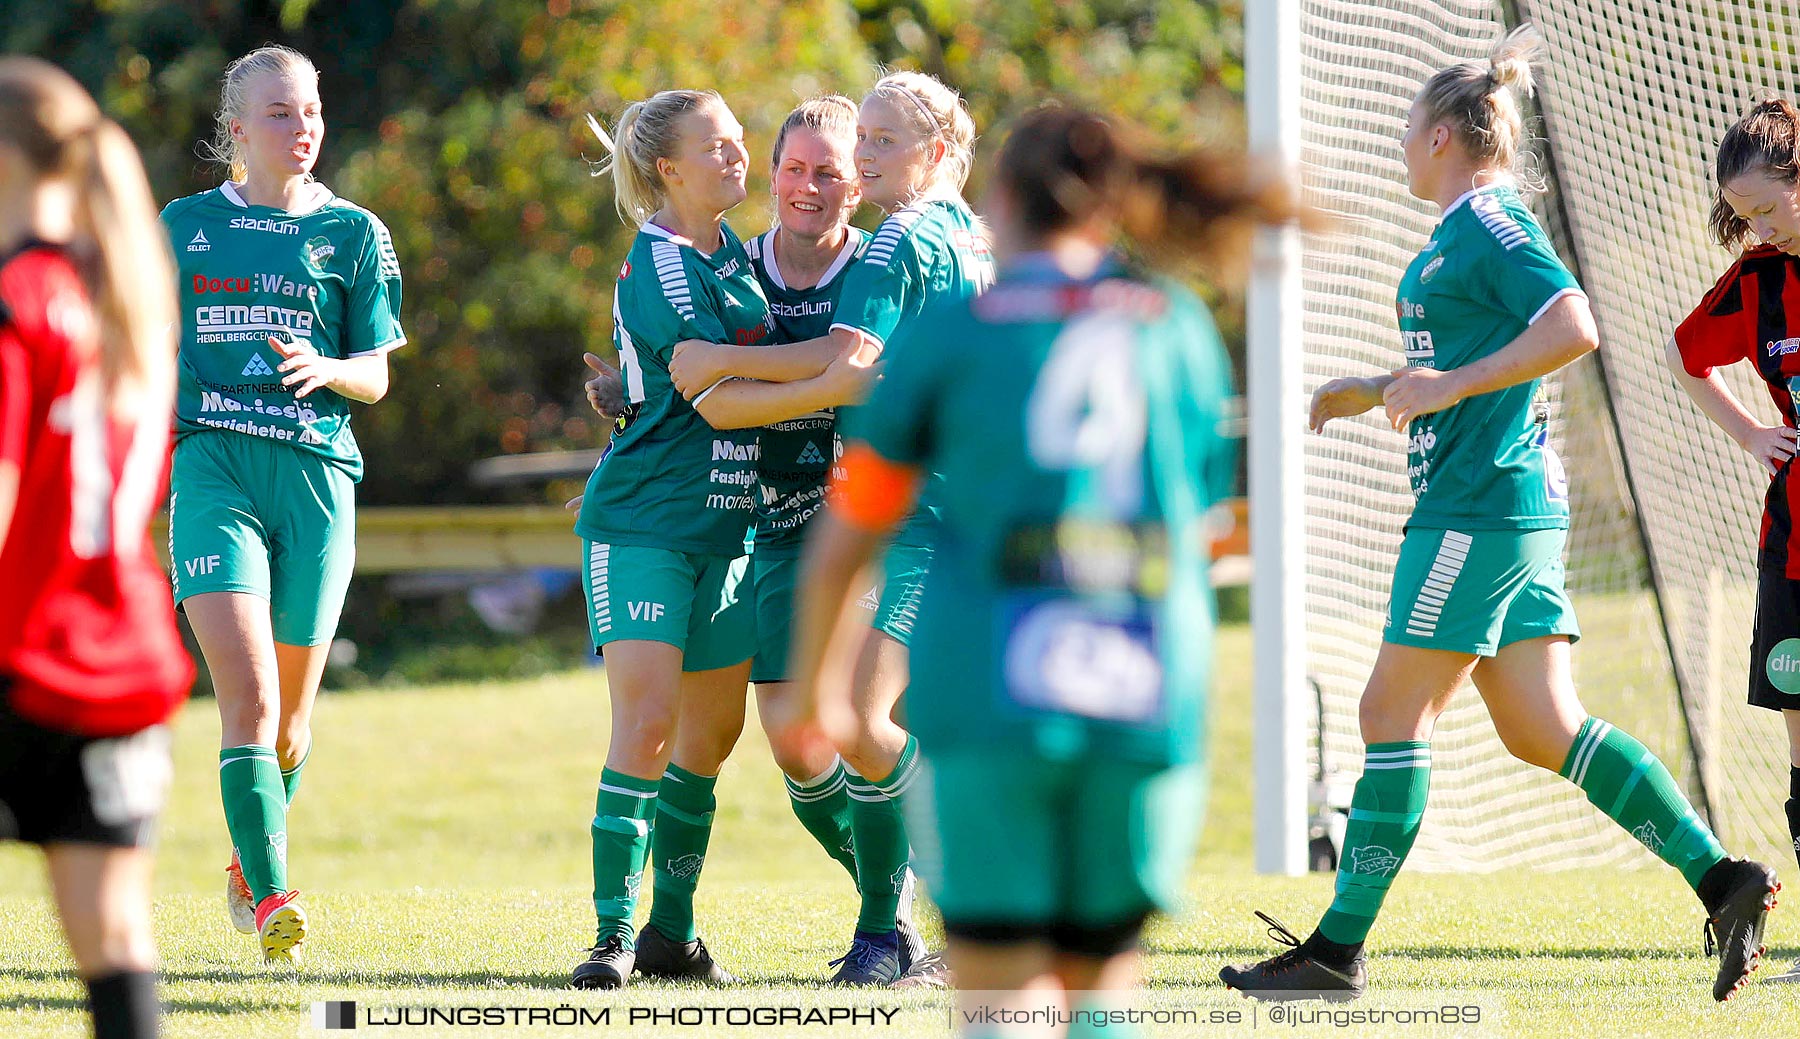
{"left": 0, "top": 57, "right": 174, "bottom": 413}
{"left": 1417, "top": 23, "right": 1546, "bottom": 190}
{"left": 1710, "top": 97, "right": 1800, "bottom": 250}
{"left": 586, "top": 90, "right": 723, "bottom": 226}
{"left": 71, "top": 121, "right": 178, "bottom": 407}
{"left": 994, "top": 104, "right": 1307, "bottom": 274}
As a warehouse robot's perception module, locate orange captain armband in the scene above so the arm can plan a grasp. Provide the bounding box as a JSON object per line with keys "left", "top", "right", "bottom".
{"left": 831, "top": 443, "right": 923, "bottom": 533}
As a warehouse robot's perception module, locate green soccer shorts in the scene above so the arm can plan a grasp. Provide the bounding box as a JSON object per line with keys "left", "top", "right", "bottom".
{"left": 906, "top": 748, "right": 1206, "bottom": 929}
{"left": 583, "top": 541, "right": 753, "bottom": 673}
{"left": 873, "top": 542, "right": 932, "bottom": 646}
{"left": 749, "top": 549, "right": 880, "bottom": 684}
{"left": 1384, "top": 526, "right": 1580, "bottom": 655}
{"left": 168, "top": 430, "right": 356, "bottom": 647}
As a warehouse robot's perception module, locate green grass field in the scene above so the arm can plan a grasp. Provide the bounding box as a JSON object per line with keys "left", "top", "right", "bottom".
{"left": 2, "top": 622, "right": 1797, "bottom": 1037}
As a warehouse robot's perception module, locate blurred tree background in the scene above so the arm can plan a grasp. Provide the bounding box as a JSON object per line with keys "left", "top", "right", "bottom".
{"left": 5, "top": 0, "right": 1246, "bottom": 507}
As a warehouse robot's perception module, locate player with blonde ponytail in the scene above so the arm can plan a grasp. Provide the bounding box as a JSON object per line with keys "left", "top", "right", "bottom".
{"left": 1221, "top": 24, "right": 1780, "bottom": 1004}
{"left": 571, "top": 88, "right": 774, "bottom": 990}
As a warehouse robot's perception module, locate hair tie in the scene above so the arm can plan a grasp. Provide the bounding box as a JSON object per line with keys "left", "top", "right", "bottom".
{"left": 882, "top": 85, "right": 942, "bottom": 134}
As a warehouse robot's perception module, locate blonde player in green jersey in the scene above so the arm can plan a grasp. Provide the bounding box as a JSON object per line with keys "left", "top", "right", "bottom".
{"left": 161, "top": 45, "right": 404, "bottom": 965}
{"left": 1219, "top": 25, "right": 1779, "bottom": 1004}
{"left": 787, "top": 103, "right": 1279, "bottom": 1039}
{"left": 571, "top": 89, "right": 779, "bottom": 990}
{"left": 670, "top": 71, "right": 994, "bottom": 986}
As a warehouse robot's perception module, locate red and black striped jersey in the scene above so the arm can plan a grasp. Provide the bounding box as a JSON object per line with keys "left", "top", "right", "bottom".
{"left": 1675, "top": 246, "right": 1800, "bottom": 575}
{"left": 0, "top": 243, "right": 192, "bottom": 735}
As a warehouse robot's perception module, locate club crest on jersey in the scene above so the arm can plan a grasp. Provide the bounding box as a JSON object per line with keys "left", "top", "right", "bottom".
{"left": 1769, "top": 337, "right": 1800, "bottom": 358}
{"left": 187, "top": 229, "right": 211, "bottom": 253}
{"left": 618, "top": 261, "right": 631, "bottom": 280}
{"left": 303, "top": 235, "right": 336, "bottom": 276}
{"left": 1420, "top": 255, "right": 1445, "bottom": 283}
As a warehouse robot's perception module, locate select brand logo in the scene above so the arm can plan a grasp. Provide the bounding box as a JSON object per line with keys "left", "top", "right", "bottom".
{"left": 187, "top": 229, "right": 211, "bottom": 253}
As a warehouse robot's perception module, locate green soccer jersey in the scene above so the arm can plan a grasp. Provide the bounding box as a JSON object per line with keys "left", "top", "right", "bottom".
{"left": 1397, "top": 182, "right": 1581, "bottom": 530}
{"left": 162, "top": 182, "right": 405, "bottom": 481}
{"left": 845, "top": 256, "right": 1234, "bottom": 765}
{"left": 744, "top": 227, "right": 870, "bottom": 556}
{"left": 576, "top": 221, "right": 774, "bottom": 555}
{"left": 832, "top": 198, "right": 995, "bottom": 548}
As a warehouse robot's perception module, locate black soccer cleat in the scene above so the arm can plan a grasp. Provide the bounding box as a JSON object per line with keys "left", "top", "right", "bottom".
{"left": 632, "top": 923, "right": 738, "bottom": 984}
{"left": 571, "top": 934, "right": 634, "bottom": 990}
{"left": 828, "top": 930, "right": 903, "bottom": 986}
{"left": 1219, "top": 912, "right": 1366, "bottom": 1003}
{"left": 1702, "top": 857, "right": 1780, "bottom": 1002}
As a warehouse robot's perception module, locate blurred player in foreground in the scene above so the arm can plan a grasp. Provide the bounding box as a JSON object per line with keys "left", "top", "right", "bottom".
{"left": 0, "top": 56, "right": 192, "bottom": 1039}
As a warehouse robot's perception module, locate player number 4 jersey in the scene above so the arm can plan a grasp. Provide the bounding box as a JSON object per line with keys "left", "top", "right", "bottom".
{"left": 1395, "top": 182, "right": 1582, "bottom": 531}
{"left": 162, "top": 182, "right": 406, "bottom": 482}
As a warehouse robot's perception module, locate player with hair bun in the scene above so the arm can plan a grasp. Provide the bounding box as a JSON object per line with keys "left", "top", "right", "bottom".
{"left": 1220, "top": 24, "right": 1779, "bottom": 1003}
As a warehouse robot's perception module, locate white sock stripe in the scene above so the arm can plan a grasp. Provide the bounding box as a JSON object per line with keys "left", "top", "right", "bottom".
{"left": 219, "top": 747, "right": 278, "bottom": 770}
{"left": 797, "top": 757, "right": 845, "bottom": 790}
{"left": 1570, "top": 721, "right": 1611, "bottom": 786}
{"left": 597, "top": 782, "right": 656, "bottom": 799}
{"left": 788, "top": 776, "right": 848, "bottom": 802}
{"left": 1574, "top": 720, "right": 1612, "bottom": 785}
{"left": 1363, "top": 748, "right": 1431, "bottom": 761}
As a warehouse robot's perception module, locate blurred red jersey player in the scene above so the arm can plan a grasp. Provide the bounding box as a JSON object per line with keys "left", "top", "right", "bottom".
{"left": 0, "top": 56, "right": 191, "bottom": 1039}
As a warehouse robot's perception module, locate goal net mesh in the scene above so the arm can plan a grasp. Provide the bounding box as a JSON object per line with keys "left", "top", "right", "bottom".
{"left": 1298, "top": 0, "right": 1796, "bottom": 869}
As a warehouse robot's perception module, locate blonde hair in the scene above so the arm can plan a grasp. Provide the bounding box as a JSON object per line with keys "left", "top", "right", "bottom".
{"left": 771, "top": 94, "right": 858, "bottom": 170}
{"left": 1418, "top": 24, "right": 1544, "bottom": 188}
{"left": 867, "top": 70, "right": 977, "bottom": 193}
{"left": 201, "top": 45, "right": 318, "bottom": 183}
{"left": 589, "top": 90, "right": 723, "bottom": 226}
{"left": 0, "top": 57, "right": 175, "bottom": 412}
{"left": 1710, "top": 97, "right": 1800, "bottom": 250}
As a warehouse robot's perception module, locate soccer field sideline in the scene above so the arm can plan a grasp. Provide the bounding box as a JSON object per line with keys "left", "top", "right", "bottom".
{"left": 1, "top": 623, "right": 1796, "bottom": 1037}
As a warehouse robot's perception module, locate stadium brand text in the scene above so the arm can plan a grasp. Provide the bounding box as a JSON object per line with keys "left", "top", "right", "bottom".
{"left": 771, "top": 299, "right": 832, "bottom": 319}
{"left": 230, "top": 216, "right": 301, "bottom": 235}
